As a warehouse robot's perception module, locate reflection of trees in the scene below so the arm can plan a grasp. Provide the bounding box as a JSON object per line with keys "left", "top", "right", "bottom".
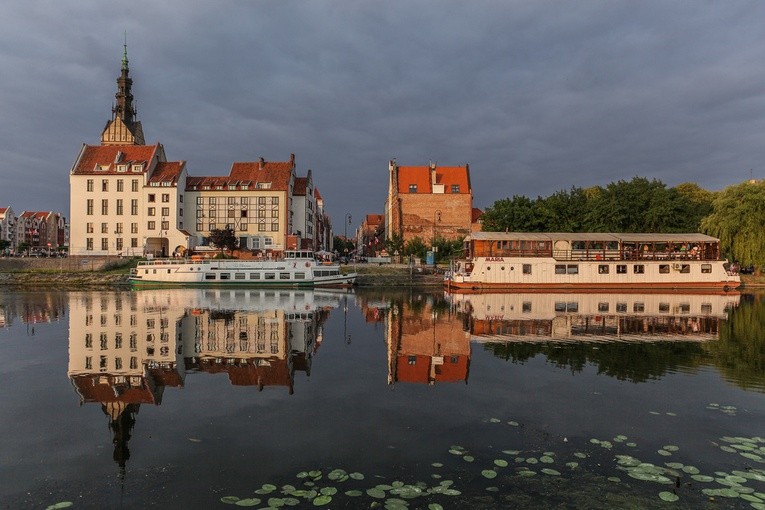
{"left": 707, "top": 294, "right": 765, "bottom": 392}
{"left": 483, "top": 341, "right": 705, "bottom": 384}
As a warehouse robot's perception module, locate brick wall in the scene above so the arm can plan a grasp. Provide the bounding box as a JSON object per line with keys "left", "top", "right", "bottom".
{"left": 398, "top": 193, "right": 472, "bottom": 243}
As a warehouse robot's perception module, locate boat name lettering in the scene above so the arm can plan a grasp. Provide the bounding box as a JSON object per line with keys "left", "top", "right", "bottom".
{"left": 486, "top": 257, "right": 505, "bottom": 262}
{"left": 486, "top": 314, "right": 505, "bottom": 320}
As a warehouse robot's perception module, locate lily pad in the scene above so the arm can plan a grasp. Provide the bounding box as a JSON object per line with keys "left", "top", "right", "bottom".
{"left": 234, "top": 499, "right": 262, "bottom": 507}
{"left": 541, "top": 468, "right": 561, "bottom": 476}
{"left": 494, "top": 459, "right": 508, "bottom": 467}
{"left": 658, "top": 491, "right": 679, "bottom": 502}
{"left": 221, "top": 497, "right": 241, "bottom": 504}
{"left": 482, "top": 469, "right": 498, "bottom": 479}
{"left": 312, "top": 495, "right": 332, "bottom": 506}
{"left": 45, "top": 504, "right": 74, "bottom": 510}
{"left": 428, "top": 505, "right": 444, "bottom": 510}
{"left": 540, "top": 456, "right": 554, "bottom": 464}
{"left": 691, "top": 474, "right": 714, "bottom": 482}
{"left": 345, "top": 490, "right": 363, "bottom": 497}
{"left": 508, "top": 421, "right": 519, "bottom": 426}
{"left": 489, "top": 417, "right": 501, "bottom": 423}
{"left": 367, "top": 488, "right": 386, "bottom": 499}
{"left": 463, "top": 455, "right": 475, "bottom": 462}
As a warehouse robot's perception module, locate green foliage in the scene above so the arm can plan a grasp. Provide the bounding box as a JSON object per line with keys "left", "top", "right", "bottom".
{"left": 701, "top": 181, "right": 765, "bottom": 266}
{"left": 433, "top": 237, "right": 464, "bottom": 262}
{"left": 482, "top": 177, "right": 711, "bottom": 234}
{"left": 711, "top": 294, "right": 765, "bottom": 390}
{"left": 384, "top": 232, "right": 405, "bottom": 257}
{"left": 404, "top": 236, "right": 428, "bottom": 259}
{"left": 0, "top": 239, "right": 9, "bottom": 251}
{"left": 333, "top": 235, "right": 355, "bottom": 254}
{"left": 208, "top": 228, "right": 238, "bottom": 252}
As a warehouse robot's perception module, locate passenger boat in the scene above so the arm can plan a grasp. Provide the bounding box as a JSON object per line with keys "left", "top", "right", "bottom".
{"left": 444, "top": 232, "right": 740, "bottom": 292}
{"left": 129, "top": 250, "right": 357, "bottom": 287}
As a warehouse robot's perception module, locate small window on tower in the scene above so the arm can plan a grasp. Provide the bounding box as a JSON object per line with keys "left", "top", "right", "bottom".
{"left": 409, "top": 184, "right": 417, "bottom": 193}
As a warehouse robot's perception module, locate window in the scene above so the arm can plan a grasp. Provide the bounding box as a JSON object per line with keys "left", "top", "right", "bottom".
{"left": 680, "top": 264, "right": 691, "bottom": 274}
{"left": 701, "top": 264, "right": 712, "bottom": 274}
{"left": 598, "top": 302, "right": 609, "bottom": 312}
{"left": 162, "top": 207, "right": 170, "bottom": 217}
{"left": 116, "top": 238, "right": 123, "bottom": 250}
{"left": 409, "top": 184, "right": 417, "bottom": 193}
{"left": 86, "top": 223, "right": 94, "bottom": 233}
{"left": 86, "top": 238, "right": 93, "bottom": 250}
{"left": 117, "top": 179, "right": 124, "bottom": 192}
{"left": 115, "top": 223, "right": 123, "bottom": 234}
{"left": 148, "top": 207, "right": 156, "bottom": 216}
{"left": 567, "top": 264, "right": 579, "bottom": 274}
{"left": 116, "top": 199, "right": 123, "bottom": 215}
{"left": 522, "top": 264, "right": 532, "bottom": 274}
{"left": 131, "top": 238, "right": 138, "bottom": 248}
{"left": 131, "top": 199, "right": 138, "bottom": 215}
{"left": 101, "top": 223, "right": 108, "bottom": 234}
{"left": 616, "top": 302, "right": 627, "bottom": 313}
{"left": 101, "top": 199, "right": 108, "bottom": 215}
{"left": 148, "top": 194, "right": 156, "bottom": 203}
{"left": 659, "top": 303, "right": 670, "bottom": 313}
{"left": 616, "top": 265, "right": 627, "bottom": 274}
{"left": 634, "top": 265, "right": 645, "bottom": 274}
{"left": 598, "top": 264, "right": 609, "bottom": 274}
{"left": 131, "top": 179, "right": 139, "bottom": 192}
{"left": 161, "top": 220, "right": 169, "bottom": 230}
{"left": 451, "top": 184, "right": 460, "bottom": 193}
{"left": 659, "top": 264, "right": 670, "bottom": 274}
{"left": 86, "top": 179, "right": 94, "bottom": 192}
{"left": 633, "top": 302, "right": 645, "bottom": 313}
{"left": 86, "top": 199, "right": 93, "bottom": 215}
{"left": 148, "top": 221, "right": 156, "bottom": 230}
{"left": 162, "top": 194, "right": 170, "bottom": 203}
{"left": 555, "top": 264, "right": 566, "bottom": 274}
{"left": 131, "top": 222, "right": 138, "bottom": 234}
{"left": 102, "top": 180, "right": 108, "bottom": 192}
{"left": 701, "top": 303, "right": 712, "bottom": 314}
{"left": 522, "top": 301, "right": 532, "bottom": 313}
{"left": 101, "top": 238, "right": 108, "bottom": 250}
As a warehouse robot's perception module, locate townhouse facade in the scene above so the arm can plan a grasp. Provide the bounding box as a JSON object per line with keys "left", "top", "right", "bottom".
{"left": 385, "top": 159, "right": 474, "bottom": 245}
{"left": 0, "top": 207, "right": 16, "bottom": 254}
{"left": 69, "top": 46, "right": 330, "bottom": 257}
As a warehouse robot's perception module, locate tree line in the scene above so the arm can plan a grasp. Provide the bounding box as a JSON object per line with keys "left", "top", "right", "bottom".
{"left": 480, "top": 177, "right": 765, "bottom": 267}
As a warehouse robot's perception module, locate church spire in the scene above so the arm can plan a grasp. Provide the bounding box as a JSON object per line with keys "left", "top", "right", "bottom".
{"left": 101, "top": 38, "right": 145, "bottom": 146}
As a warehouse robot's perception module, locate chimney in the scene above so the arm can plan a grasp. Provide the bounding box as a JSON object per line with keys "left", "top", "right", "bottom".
{"left": 259, "top": 157, "right": 264, "bottom": 170}
{"left": 290, "top": 153, "right": 295, "bottom": 165}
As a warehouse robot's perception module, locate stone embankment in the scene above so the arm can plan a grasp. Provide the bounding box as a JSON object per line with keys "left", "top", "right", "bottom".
{"left": 0, "top": 259, "right": 443, "bottom": 288}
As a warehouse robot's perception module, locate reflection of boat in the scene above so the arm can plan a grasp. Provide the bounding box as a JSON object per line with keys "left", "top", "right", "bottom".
{"left": 129, "top": 250, "right": 357, "bottom": 287}
{"left": 448, "top": 292, "right": 740, "bottom": 342}
{"left": 445, "top": 232, "right": 740, "bottom": 292}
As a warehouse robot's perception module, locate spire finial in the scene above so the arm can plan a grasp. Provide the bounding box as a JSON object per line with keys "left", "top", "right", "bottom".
{"left": 121, "top": 32, "right": 129, "bottom": 71}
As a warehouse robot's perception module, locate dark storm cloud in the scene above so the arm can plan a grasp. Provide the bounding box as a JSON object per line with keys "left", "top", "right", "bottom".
{"left": 1, "top": 1, "right": 765, "bottom": 225}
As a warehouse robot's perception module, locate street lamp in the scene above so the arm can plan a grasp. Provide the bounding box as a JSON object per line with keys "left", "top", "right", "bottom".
{"left": 432, "top": 210, "right": 442, "bottom": 266}
{"left": 344, "top": 213, "right": 352, "bottom": 239}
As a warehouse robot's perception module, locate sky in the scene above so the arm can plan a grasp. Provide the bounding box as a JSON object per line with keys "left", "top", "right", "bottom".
{"left": 2, "top": 1, "right": 765, "bottom": 230}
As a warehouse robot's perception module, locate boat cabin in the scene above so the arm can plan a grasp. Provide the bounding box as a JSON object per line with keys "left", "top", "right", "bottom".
{"left": 464, "top": 232, "right": 722, "bottom": 262}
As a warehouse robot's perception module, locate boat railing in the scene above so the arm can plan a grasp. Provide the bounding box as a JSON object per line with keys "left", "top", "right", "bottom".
{"left": 136, "top": 253, "right": 335, "bottom": 267}
{"left": 552, "top": 249, "right": 714, "bottom": 262}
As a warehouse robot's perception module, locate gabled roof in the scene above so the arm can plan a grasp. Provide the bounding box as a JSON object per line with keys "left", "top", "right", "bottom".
{"left": 19, "top": 211, "right": 52, "bottom": 220}
{"left": 314, "top": 188, "right": 322, "bottom": 200}
{"left": 147, "top": 161, "right": 185, "bottom": 186}
{"left": 397, "top": 164, "right": 471, "bottom": 194}
{"left": 187, "top": 157, "right": 294, "bottom": 191}
{"left": 293, "top": 177, "right": 307, "bottom": 196}
{"left": 0, "top": 208, "right": 7, "bottom": 215}
{"left": 71, "top": 144, "right": 161, "bottom": 175}
{"left": 471, "top": 208, "right": 483, "bottom": 223}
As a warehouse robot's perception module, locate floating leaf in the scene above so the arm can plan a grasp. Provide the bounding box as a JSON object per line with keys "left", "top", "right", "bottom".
{"left": 46, "top": 504, "right": 74, "bottom": 510}
{"left": 320, "top": 487, "right": 337, "bottom": 496}
{"left": 540, "top": 456, "right": 554, "bottom": 464}
{"left": 345, "top": 490, "right": 363, "bottom": 497}
{"left": 566, "top": 462, "right": 579, "bottom": 469}
{"left": 312, "top": 495, "right": 332, "bottom": 506}
{"left": 428, "top": 505, "right": 444, "bottom": 510}
{"left": 508, "top": 421, "right": 519, "bottom": 427}
{"left": 691, "top": 474, "right": 714, "bottom": 483}
{"left": 665, "top": 462, "right": 684, "bottom": 469}
{"left": 494, "top": 459, "right": 508, "bottom": 467}
{"left": 267, "top": 497, "right": 285, "bottom": 507}
{"left": 349, "top": 472, "right": 364, "bottom": 480}
{"left": 526, "top": 458, "right": 538, "bottom": 464}
{"left": 663, "top": 445, "right": 679, "bottom": 452}
{"left": 682, "top": 466, "right": 700, "bottom": 475}
{"left": 574, "top": 452, "right": 587, "bottom": 459}
{"left": 666, "top": 412, "right": 677, "bottom": 416}
{"left": 541, "top": 469, "right": 561, "bottom": 476}
{"left": 626, "top": 442, "right": 637, "bottom": 447}
{"left": 367, "top": 488, "right": 386, "bottom": 499}
{"left": 234, "top": 499, "right": 262, "bottom": 507}
{"left": 657, "top": 450, "right": 671, "bottom": 457}
{"left": 658, "top": 491, "right": 679, "bottom": 502}
{"left": 220, "top": 497, "right": 240, "bottom": 504}
{"left": 607, "top": 477, "right": 621, "bottom": 483}
{"left": 502, "top": 450, "right": 520, "bottom": 455}
{"left": 482, "top": 469, "right": 498, "bottom": 479}
{"left": 518, "top": 470, "right": 536, "bottom": 477}
{"left": 489, "top": 418, "right": 501, "bottom": 423}
{"left": 485, "top": 487, "right": 499, "bottom": 492}
{"left": 463, "top": 455, "right": 474, "bottom": 462}
{"left": 431, "top": 463, "right": 443, "bottom": 468}
{"left": 283, "top": 498, "right": 300, "bottom": 506}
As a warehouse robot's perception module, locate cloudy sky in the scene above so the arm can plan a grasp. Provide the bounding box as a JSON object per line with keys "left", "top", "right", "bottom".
{"left": 2, "top": 1, "right": 765, "bottom": 229}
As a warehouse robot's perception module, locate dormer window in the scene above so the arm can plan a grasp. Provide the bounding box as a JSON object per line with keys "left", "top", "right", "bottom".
{"left": 117, "top": 165, "right": 127, "bottom": 173}
{"left": 451, "top": 184, "right": 460, "bottom": 193}
{"left": 131, "top": 164, "right": 143, "bottom": 173}
{"left": 256, "top": 182, "right": 272, "bottom": 189}
{"left": 409, "top": 184, "right": 417, "bottom": 193}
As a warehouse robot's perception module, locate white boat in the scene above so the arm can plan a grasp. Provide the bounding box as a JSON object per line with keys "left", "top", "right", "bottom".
{"left": 129, "top": 250, "right": 357, "bottom": 287}
{"left": 445, "top": 232, "right": 740, "bottom": 293}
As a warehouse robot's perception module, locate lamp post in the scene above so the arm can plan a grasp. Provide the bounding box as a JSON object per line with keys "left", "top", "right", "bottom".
{"left": 432, "top": 209, "right": 442, "bottom": 267}
{"left": 344, "top": 213, "right": 352, "bottom": 259}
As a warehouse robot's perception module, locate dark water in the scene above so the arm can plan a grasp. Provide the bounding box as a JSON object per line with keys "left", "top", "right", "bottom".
{"left": 0, "top": 288, "right": 764, "bottom": 509}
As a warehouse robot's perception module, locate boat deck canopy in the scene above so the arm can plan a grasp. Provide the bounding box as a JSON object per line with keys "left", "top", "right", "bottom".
{"left": 467, "top": 232, "right": 720, "bottom": 243}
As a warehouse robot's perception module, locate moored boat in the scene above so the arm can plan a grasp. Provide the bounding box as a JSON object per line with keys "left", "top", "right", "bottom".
{"left": 445, "top": 232, "right": 740, "bottom": 293}
{"left": 129, "top": 250, "right": 357, "bottom": 287}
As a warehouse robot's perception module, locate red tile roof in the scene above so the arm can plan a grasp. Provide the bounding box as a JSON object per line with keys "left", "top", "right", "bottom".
{"left": 71, "top": 144, "right": 161, "bottom": 175}
{"left": 0, "top": 208, "right": 7, "bottom": 214}
{"left": 293, "top": 177, "right": 307, "bottom": 196}
{"left": 472, "top": 207, "right": 483, "bottom": 223}
{"left": 314, "top": 188, "right": 323, "bottom": 200}
{"left": 187, "top": 158, "right": 294, "bottom": 191}
{"left": 397, "top": 165, "right": 471, "bottom": 194}
{"left": 70, "top": 374, "right": 159, "bottom": 405}
{"left": 147, "top": 161, "right": 185, "bottom": 186}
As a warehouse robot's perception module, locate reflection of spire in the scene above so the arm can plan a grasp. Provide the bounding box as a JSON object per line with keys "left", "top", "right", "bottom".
{"left": 101, "top": 402, "right": 139, "bottom": 480}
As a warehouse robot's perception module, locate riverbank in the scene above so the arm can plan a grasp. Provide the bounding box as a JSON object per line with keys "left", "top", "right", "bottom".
{"left": 0, "top": 263, "right": 444, "bottom": 288}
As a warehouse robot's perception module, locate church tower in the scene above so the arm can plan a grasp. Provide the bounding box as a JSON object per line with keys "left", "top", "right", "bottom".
{"left": 101, "top": 42, "right": 145, "bottom": 146}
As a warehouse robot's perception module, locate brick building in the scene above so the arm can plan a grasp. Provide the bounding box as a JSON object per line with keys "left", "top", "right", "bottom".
{"left": 385, "top": 160, "right": 473, "bottom": 245}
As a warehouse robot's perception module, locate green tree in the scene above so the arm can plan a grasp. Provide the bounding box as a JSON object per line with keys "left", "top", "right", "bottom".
{"left": 481, "top": 195, "right": 542, "bottom": 232}
{"left": 701, "top": 181, "right": 765, "bottom": 267}
{"left": 536, "top": 187, "right": 588, "bottom": 232}
{"left": 384, "top": 232, "right": 405, "bottom": 259}
{"left": 208, "top": 228, "right": 238, "bottom": 253}
{"left": 0, "top": 239, "right": 9, "bottom": 252}
{"left": 404, "top": 236, "right": 428, "bottom": 259}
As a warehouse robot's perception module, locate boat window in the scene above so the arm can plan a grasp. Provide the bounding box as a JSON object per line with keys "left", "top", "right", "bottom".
{"left": 633, "top": 302, "right": 645, "bottom": 313}
{"left": 555, "top": 265, "right": 566, "bottom": 274}
{"left": 598, "top": 302, "right": 609, "bottom": 312}
{"left": 554, "top": 302, "right": 566, "bottom": 312}
{"left": 701, "top": 264, "right": 712, "bottom": 273}
{"left": 522, "top": 302, "right": 532, "bottom": 313}
{"left": 235, "top": 273, "right": 245, "bottom": 280}
{"left": 680, "top": 264, "right": 690, "bottom": 274}
{"left": 701, "top": 303, "right": 712, "bottom": 314}
{"left": 679, "top": 303, "right": 690, "bottom": 314}
{"left": 598, "top": 264, "right": 609, "bottom": 274}
{"left": 659, "top": 303, "right": 669, "bottom": 313}
{"left": 616, "top": 302, "right": 627, "bottom": 313}
{"left": 567, "top": 302, "right": 578, "bottom": 312}
{"left": 279, "top": 273, "right": 290, "bottom": 280}
{"left": 616, "top": 265, "right": 627, "bottom": 274}
{"left": 567, "top": 264, "right": 579, "bottom": 275}
{"left": 220, "top": 273, "right": 231, "bottom": 280}
{"left": 330, "top": 270, "right": 339, "bottom": 276}
{"left": 633, "top": 265, "right": 645, "bottom": 274}
{"left": 250, "top": 273, "right": 260, "bottom": 279}
{"left": 523, "top": 264, "right": 532, "bottom": 274}
{"left": 264, "top": 273, "right": 275, "bottom": 280}
{"left": 295, "top": 273, "right": 306, "bottom": 279}
{"left": 659, "top": 264, "right": 670, "bottom": 274}
{"left": 204, "top": 273, "right": 216, "bottom": 280}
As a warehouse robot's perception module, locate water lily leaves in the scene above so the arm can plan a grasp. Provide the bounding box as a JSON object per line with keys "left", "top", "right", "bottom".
{"left": 428, "top": 504, "right": 444, "bottom": 510}
{"left": 350, "top": 472, "right": 365, "bottom": 480}
{"left": 283, "top": 497, "right": 300, "bottom": 506}
{"left": 541, "top": 468, "right": 561, "bottom": 476}
{"left": 312, "top": 495, "right": 332, "bottom": 506}
{"left": 540, "top": 456, "right": 554, "bottom": 464}
{"left": 691, "top": 474, "right": 714, "bottom": 482}
{"left": 574, "top": 452, "right": 587, "bottom": 459}
{"left": 489, "top": 417, "right": 501, "bottom": 423}
{"left": 320, "top": 487, "right": 338, "bottom": 496}
{"left": 267, "top": 497, "right": 285, "bottom": 507}
{"left": 662, "top": 445, "right": 679, "bottom": 452}
{"left": 494, "top": 459, "right": 508, "bottom": 467}
{"left": 626, "top": 442, "right": 637, "bottom": 447}
{"left": 607, "top": 477, "right": 621, "bottom": 483}
{"left": 658, "top": 491, "right": 679, "bottom": 502}
{"left": 664, "top": 462, "right": 683, "bottom": 470}
{"left": 507, "top": 421, "right": 519, "bottom": 427}
{"left": 482, "top": 469, "right": 498, "bottom": 479}
{"left": 502, "top": 449, "right": 521, "bottom": 455}
{"left": 431, "top": 463, "right": 443, "bottom": 468}
{"left": 566, "top": 462, "right": 579, "bottom": 469}
{"left": 234, "top": 499, "right": 261, "bottom": 507}
{"left": 367, "top": 488, "right": 386, "bottom": 499}
{"left": 221, "top": 496, "right": 241, "bottom": 504}
{"left": 345, "top": 490, "right": 363, "bottom": 497}
{"left": 682, "top": 465, "right": 699, "bottom": 475}
{"left": 526, "top": 458, "right": 539, "bottom": 464}
{"left": 657, "top": 449, "right": 672, "bottom": 457}
{"left": 463, "top": 455, "right": 475, "bottom": 462}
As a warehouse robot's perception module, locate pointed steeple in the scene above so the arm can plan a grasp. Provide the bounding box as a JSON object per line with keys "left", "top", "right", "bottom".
{"left": 101, "top": 37, "right": 145, "bottom": 146}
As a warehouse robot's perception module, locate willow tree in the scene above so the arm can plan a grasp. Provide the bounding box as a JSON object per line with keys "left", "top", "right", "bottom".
{"left": 700, "top": 181, "right": 765, "bottom": 267}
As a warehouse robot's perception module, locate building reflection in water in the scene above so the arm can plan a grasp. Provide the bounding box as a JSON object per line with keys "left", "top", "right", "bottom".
{"left": 449, "top": 292, "right": 740, "bottom": 343}
{"left": 67, "top": 289, "right": 344, "bottom": 473}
